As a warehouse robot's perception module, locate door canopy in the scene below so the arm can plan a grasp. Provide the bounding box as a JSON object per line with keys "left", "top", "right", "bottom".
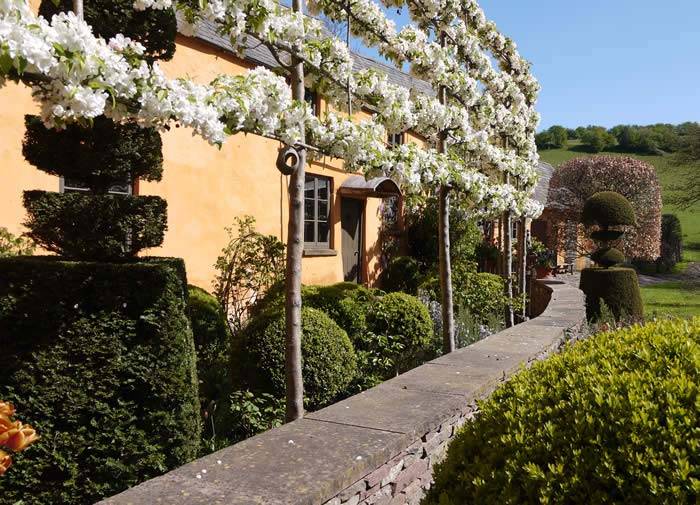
{"left": 337, "top": 176, "right": 402, "bottom": 199}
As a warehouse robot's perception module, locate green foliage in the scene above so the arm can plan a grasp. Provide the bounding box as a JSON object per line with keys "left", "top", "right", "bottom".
{"left": 660, "top": 214, "right": 683, "bottom": 269}
{"left": 39, "top": 0, "right": 177, "bottom": 61}
{"left": 187, "top": 286, "right": 232, "bottom": 453}
{"left": 0, "top": 257, "right": 200, "bottom": 505}
{"left": 214, "top": 216, "right": 285, "bottom": 333}
{"left": 227, "top": 390, "right": 284, "bottom": 444}
{"left": 582, "top": 191, "right": 637, "bottom": 227}
{"left": 426, "top": 318, "right": 700, "bottom": 504}
{"left": 380, "top": 255, "right": 422, "bottom": 294}
{"left": 535, "top": 125, "right": 568, "bottom": 149}
{"left": 579, "top": 267, "right": 643, "bottom": 321}
{"left": 303, "top": 282, "right": 378, "bottom": 342}
{"left": 23, "top": 115, "right": 163, "bottom": 193}
{"left": 235, "top": 306, "right": 357, "bottom": 410}
{"left": 528, "top": 237, "right": 555, "bottom": 268}
{"left": 22, "top": 190, "right": 167, "bottom": 261}
{"left": 610, "top": 123, "right": 681, "bottom": 154}
{"left": 405, "top": 198, "right": 482, "bottom": 272}
{"left": 367, "top": 292, "right": 434, "bottom": 372}
{"left": 590, "top": 247, "right": 626, "bottom": 268}
{"left": 0, "top": 226, "right": 35, "bottom": 257}
{"left": 580, "top": 126, "right": 617, "bottom": 152}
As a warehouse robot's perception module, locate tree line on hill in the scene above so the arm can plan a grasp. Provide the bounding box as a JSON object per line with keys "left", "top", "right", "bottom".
{"left": 536, "top": 122, "right": 699, "bottom": 156}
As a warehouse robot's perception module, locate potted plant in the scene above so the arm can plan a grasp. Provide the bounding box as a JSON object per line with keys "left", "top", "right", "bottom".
{"left": 529, "top": 238, "right": 556, "bottom": 279}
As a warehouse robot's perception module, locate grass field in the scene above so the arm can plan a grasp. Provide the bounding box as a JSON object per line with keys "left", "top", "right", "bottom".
{"left": 539, "top": 142, "right": 699, "bottom": 319}
{"left": 640, "top": 281, "right": 700, "bottom": 319}
{"left": 539, "top": 142, "right": 700, "bottom": 262}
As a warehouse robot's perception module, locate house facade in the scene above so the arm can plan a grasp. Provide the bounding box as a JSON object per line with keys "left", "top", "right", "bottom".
{"left": 0, "top": 7, "right": 429, "bottom": 290}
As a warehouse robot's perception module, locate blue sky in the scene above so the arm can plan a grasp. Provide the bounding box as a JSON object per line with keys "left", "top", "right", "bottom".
{"left": 356, "top": 0, "right": 700, "bottom": 131}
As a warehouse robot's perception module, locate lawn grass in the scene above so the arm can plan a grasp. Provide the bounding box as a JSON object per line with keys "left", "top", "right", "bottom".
{"left": 640, "top": 281, "right": 700, "bottom": 319}
{"left": 539, "top": 142, "right": 700, "bottom": 262}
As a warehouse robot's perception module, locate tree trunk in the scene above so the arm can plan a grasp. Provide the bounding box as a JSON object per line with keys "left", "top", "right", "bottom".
{"left": 73, "top": 0, "right": 83, "bottom": 18}
{"left": 517, "top": 216, "right": 528, "bottom": 321}
{"left": 437, "top": 34, "right": 455, "bottom": 353}
{"left": 503, "top": 176, "right": 514, "bottom": 328}
{"left": 284, "top": 0, "right": 306, "bottom": 423}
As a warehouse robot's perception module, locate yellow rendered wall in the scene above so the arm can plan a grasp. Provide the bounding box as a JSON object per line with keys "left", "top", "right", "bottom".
{"left": 0, "top": 29, "right": 399, "bottom": 290}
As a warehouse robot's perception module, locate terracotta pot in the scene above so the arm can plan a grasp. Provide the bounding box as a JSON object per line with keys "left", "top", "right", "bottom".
{"left": 535, "top": 265, "right": 553, "bottom": 279}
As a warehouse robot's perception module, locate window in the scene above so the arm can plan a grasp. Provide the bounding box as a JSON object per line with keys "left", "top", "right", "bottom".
{"left": 304, "top": 175, "right": 331, "bottom": 249}
{"left": 388, "top": 132, "right": 404, "bottom": 147}
{"left": 61, "top": 177, "right": 132, "bottom": 195}
{"left": 304, "top": 89, "right": 318, "bottom": 116}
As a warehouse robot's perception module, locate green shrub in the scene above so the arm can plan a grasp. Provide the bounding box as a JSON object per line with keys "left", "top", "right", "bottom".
{"left": 187, "top": 286, "right": 232, "bottom": 453}
{"left": 380, "top": 255, "right": 422, "bottom": 294}
{"left": 590, "top": 247, "right": 626, "bottom": 268}
{"left": 23, "top": 115, "right": 163, "bottom": 193}
{"left": 580, "top": 267, "right": 643, "bottom": 321}
{"left": 0, "top": 257, "right": 200, "bottom": 505}
{"left": 660, "top": 214, "right": 683, "bottom": 269}
{"left": 235, "top": 306, "right": 357, "bottom": 410}
{"left": 0, "top": 226, "right": 35, "bottom": 257}
{"left": 582, "top": 191, "right": 637, "bottom": 227}
{"left": 39, "top": 0, "right": 177, "bottom": 61}
{"left": 426, "top": 318, "right": 700, "bottom": 504}
{"left": 22, "top": 190, "right": 167, "bottom": 260}
{"left": 367, "top": 292, "right": 434, "bottom": 372}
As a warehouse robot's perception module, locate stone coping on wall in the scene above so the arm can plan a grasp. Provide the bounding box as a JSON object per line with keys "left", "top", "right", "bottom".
{"left": 100, "top": 280, "right": 585, "bottom": 505}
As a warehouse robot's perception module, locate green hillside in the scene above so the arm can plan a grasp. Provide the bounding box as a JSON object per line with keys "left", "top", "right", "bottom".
{"left": 539, "top": 142, "right": 699, "bottom": 262}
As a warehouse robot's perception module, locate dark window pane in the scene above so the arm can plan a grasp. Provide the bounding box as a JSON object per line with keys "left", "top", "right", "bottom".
{"left": 318, "top": 222, "right": 329, "bottom": 244}
{"left": 304, "top": 199, "right": 315, "bottom": 220}
{"left": 304, "top": 221, "right": 315, "bottom": 243}
{"left": 304, "top": 178, "right": 315, "bottom": 198}
{"left": 317, "top": 179, "right": 328, "bottom": 200}
{"left": 318, "top": 200, "right": 328, "bottom": 221}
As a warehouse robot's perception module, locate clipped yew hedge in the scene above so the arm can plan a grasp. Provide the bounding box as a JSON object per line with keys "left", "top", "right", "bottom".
{"left": 0, "top": 257, "right": 200, "bottom": 505}
{"left": 426, "top": 318, "right": 700, "bottom": 504}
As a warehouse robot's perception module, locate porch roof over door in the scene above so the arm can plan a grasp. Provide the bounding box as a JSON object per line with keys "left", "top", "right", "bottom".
{"left": 337, "top": 176, "right": 402, "bottom": 199}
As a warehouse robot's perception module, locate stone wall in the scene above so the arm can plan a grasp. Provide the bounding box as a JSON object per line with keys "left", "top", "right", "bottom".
{"left": 100, "top": 280, "right": 584, "bottom": 505}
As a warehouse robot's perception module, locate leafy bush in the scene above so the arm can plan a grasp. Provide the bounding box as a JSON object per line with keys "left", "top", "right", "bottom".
{"left": 303, "top": 282, "right": 378, "bottom": 342}
{"left": 380, "top": 255, "right": 422, "bottom": 294}
{"left": 660, "top": 214, "right": 682, "bottom": 269}
{"left": 187, "top": 286, "right": 232, "bottom": 453}
{"left": 580, "top": 126, "right": 617, "bottom": 152}
{"left": 367, "top": 292, "right": 434, "bottom": 373}
{"left": 426, "top": 318, "right": 700, "bottom": 504}
{"left": 227, "top": 390, "right": 284, "bottom": 443}
{"left": 214, "top": 216, "right": 285, "bottom": 333}
{"left": 0, "top": 227, "right": 35, "bottom": 257}
{"left": 579, "top": 267, "right": 643, "bottom": 321}
{"left": 23, "top": 115, "right": 163, "bottom": 193}
{"left": 235, "top": 306, "right": 357, "bottom": 410}
{"left": 39, "top": 0, "right": 177, "bottom": 61}
{"left": 22, "top": 190, "right": 167, "bottom": 260}
{"left": 0, "top": 257, "right": 199, "bottom": 505}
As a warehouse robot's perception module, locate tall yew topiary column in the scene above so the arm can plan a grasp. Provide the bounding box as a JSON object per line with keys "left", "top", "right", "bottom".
{"left": 21, "top": 0, "right": 178, "bottom": 260}
{"left": 579, "top": 191, "right": 643, "bottom": 321}
{"left": 0, "top": 4, "right": 200, "bottom": 504}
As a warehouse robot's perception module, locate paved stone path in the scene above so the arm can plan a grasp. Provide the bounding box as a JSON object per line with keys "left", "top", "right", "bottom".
{"left": 637, "top": 262, "right": 700, "bottom": 286}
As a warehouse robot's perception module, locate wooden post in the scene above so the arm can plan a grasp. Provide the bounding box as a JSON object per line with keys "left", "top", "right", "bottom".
{"left": 503, "top": 172, "right": 514, "bottom": 328}
{"left": 284, "top": 0, "right": 307, "bottom": 422}
{"left": 517, "top": 216, "right": 528, "bottom": 321}
{"left": 437, "top": 33, "right": 455, "bottom": 353}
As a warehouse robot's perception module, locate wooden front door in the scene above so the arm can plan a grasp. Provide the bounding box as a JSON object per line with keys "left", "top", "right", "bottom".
{"left": 341, "top": 198, "right": 364, "bottom": 283}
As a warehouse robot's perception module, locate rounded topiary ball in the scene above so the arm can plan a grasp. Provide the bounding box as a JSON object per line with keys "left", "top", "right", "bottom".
{"left": 579, "top": 267, "right": 643, "bottom": 321}
{"left": 425, "top": 318, "right": 699, "bottom": 504}
{"left": 582, "top": 191, "right": 636, "bottom": 228}
{"left": 367, "top": 292, "right": 434, "bottom": 372}
{"left": 235, "top": 306, "right": 357, "bottom": 410}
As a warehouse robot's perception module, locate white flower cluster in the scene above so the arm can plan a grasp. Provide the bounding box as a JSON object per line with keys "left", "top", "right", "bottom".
{"left": 133, "top": 0, "right": 173, "bottom": 11}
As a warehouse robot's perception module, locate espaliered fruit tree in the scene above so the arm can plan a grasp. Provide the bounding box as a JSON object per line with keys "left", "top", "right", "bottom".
{"left": 579, "top": 191, "right": 643, "bottom": 321}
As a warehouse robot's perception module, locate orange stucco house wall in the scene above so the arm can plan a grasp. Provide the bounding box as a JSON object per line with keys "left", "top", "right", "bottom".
{"left": 0, "top": 8, "right": 417, "bottom": 290}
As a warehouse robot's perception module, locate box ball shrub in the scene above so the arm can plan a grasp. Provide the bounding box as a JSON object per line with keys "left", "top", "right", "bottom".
{"left": 589, "top": 247, "right": 626, "bottom": 268}
{"left": 582, "top": 191, "right": 637, "bottom": 227}
{"left": 23, "top": 190, "right": 167, "bottom": 261}
{"left": 235, "top": 306, "right": 357, "bottom": 410}
{"left": 579, "top": 267, "right": 643, "bottom": 321}
{"left": 0, "top": 257, "right": 200, "bottom": 505}
{"left": 380, "top": 256, "right": 421, "bottom": 294}
{"left": 426, "top": 318, "right": 700, "bottom": 505}
{"left": 367, "top": 292, "right": 434, "bottom": 372}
